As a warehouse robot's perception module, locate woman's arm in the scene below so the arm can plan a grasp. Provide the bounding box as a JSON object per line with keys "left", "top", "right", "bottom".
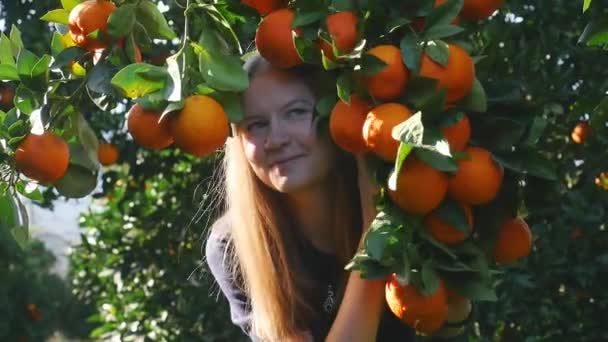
{"left": 325, "top": 272, "right": 386, "bottom": 342}
{"left": 325, "top": 154, "right": 386, "bottom": 342}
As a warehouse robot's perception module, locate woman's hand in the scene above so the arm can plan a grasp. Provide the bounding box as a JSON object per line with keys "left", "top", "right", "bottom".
{"left": 355, "top": 153, "right": 380, "bottom": 234}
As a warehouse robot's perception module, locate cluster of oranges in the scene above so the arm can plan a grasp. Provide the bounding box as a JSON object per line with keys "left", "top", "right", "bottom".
{"left": 126, "top": 95, "right": 230, "bottom": 158}
{"left": 242, "top": 0, "right": 534, "bottom": 336}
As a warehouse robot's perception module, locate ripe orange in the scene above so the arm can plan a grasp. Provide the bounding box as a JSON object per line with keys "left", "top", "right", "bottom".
{"left": 26, "top": 303, "right": 43, "bottom": 322}
{"left": 127, "top": 104, "right": 174, "bottom": 150}
{"left": 441, "top": 114, "right": 470, "bottom": 151}
{"left": 171, "top": 95, "right": 230, "bottom": 157}
{"left": 493, "top": 217, "right": 533, "bottom": 264}
{"left": 15, "top": 131, "right": 70, "bottom": 183}
{"left": 434, "top": 290, "right": 472, "bottom": 338}
{"left": 424, "top": 203, "right": 473, "bottom": 245}
{"left": 461, "top": 0, "right": 504, "bottom": 21}
{"left": 97, "top": 143, "right": 120, "bottom": 166}
{"left": 419, "top": 43, "right": 475, "bottom": 104}
{"left": 68, "top": 0, "right": 117, "bottom": 51}
{"left": 364, "top": 45, "right": 409, "bottom": 100}
{"left": 571, "top": 122, "right": 591, "bottom": 144}
{"left": 388, "top": 158, "right": 448, "bottom": 215}
{"left": 320, "top": 11, "right": 359, "bottom": 60}
{"left": 242, "top": 0, "right": 285, "bottom": 16}
{"left": 255, "top": 9, "right": 303, "bottom": 69}
{"left": 362, "top": 102, "right": 413, "bottom": 162}
{"left": 329, "top": 95, "right": 371, "bottom": 154}
{"left": 448, "top": 146, "right": 503, "bottom": 205}
{"left": 386, "top": 274, "right": 448, "bottom": 334}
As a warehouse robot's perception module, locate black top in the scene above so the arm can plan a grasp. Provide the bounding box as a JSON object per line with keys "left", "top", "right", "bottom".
{"left": 205, "top": 214, "right": 416, "bottom": 341}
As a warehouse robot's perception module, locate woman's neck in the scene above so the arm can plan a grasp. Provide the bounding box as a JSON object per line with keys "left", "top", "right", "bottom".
{"left": 285, "top": 184, "right": 335, "bottom": 254}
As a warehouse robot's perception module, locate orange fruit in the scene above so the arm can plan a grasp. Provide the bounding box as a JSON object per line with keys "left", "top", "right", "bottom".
{"left": 493, "top": 217, "right": 533, "bottom": 265}
{"left": 242, "top": 0, "right": 285, "bottom": 16}
{"left": 424, "top": 203, "right": 473, "bottom": 245}
{"left": 362, "top": 102, "right": 413, "bottom": 162}
{"left": 386, "top": 274, "right": 448, "bottom": 334}
{"left": 364, "top": 45, "right": 409, "bottom": 100}
{"left": 441, "top": 114, "right": 471, "bottom": 151}
{"left": 15, "top": 131, "right": 70, "bottom": 183}
{"left": 97, "top": 143, "right": 120, "bottom": 166}
{"left": 171, "top": 95, "right": 230, "bottom": 157}
{"left": 419, "top": 43, "right": 475, "bottom": 104}
{"left": 320, "top": 11, "right": 359, "bottom": 60}
{"left": 461, "top": 0, "right": 504, "bottom": 21}
{"left": 388, "top": 158, "right": 448, "bottom": 215}
{"left": 434, "top": 290, "right": 472, "bottom": 338}
{"left": 127, "top": 104, "right": 174, "bottom": 150}
{"left": 329, "top": 95, "right": 371, "bottom": 154}
{"left": 571, "top": 122, "right": 591, "bottom": 144}
{"left": 448, "top": 146, "right": 503, "bottom": 205}
{"left": 68, "top": 0, "right": 117, "bottom": 51}
{"left": 255, "top": 9, "right": 303, "bottom": 69}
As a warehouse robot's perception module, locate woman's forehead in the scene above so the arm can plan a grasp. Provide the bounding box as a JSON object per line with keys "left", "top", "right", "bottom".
{"left": 243, "top": 69, "right": 315, "bottom": 117}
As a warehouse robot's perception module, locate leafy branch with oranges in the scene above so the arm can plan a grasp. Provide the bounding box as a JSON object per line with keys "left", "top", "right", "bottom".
{"left": 0, "top": 0, "right": 564, "bottom": 339}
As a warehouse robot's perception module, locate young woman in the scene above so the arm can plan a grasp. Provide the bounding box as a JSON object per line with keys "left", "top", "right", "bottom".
{"left": 205, "top": 54, "right": 415, "bottom": 341}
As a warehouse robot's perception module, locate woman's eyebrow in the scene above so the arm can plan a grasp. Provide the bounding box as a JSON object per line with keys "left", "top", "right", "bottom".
{"left": 279, "top": 99, "right": 314, "bottom": 111}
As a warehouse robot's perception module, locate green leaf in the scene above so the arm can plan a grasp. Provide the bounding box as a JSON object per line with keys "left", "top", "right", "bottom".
{"left": 54, "top": 164, "right": 98, "bottom": 198}
{"left": 61, "top": 0, "right": 82, "bottom": 11}
{"left": 14, "top": 85, "right": 39, "bottom": 115}
{"left": 388, "top": 142, "right": 414, "bottom": 191}
{"left": 50, "top": 32, "right": 66, "bottom": 56}
{"left": 10, "top": 25, "right": 24, "bottom": 57}
{"left": 293, "top": 10, "right": 326, "bottom": 27}
{"left": 423, "top": 24, "right": 465, "bottom": 40}
{"left": 460, "top": 78, "right": 487, "bottom": 112}
{"left": 0, "top": 65, "right": 19, "bottom": 81}
{"left": 316, "top": 94, "right": 337, "bottom": 119}
{"left": 15, "top": 182, "right": 44, "bottom": 201}
{"left": 10, "top": 225, "right": 29, "bottom": 250}
{"left": 414, "top": 148, "right": 458, "bottom": 172}
{"left": 392, "top": 111, "right": 424, "bottom": 145}
{"left": 359, "top": 53, "right": 388, "bottom": 76}
{"left": 210, "top": 92, "right": 244, "bottom": 123}
{"left": 51, "top": 46, "right": 87, "bottom": 68}
{"left": 31, "top": 54, "right": 52, "bottom": 81}
{"left": 522, "top": 116, "right": 548, "bottom": 146}
{"left": 294, "top": 36, "right": 321, "bottom": 64}
{"left": 434, "top": 199, "right": 470, "bottom": 233}
{"left": 75, "top": 114, "right": 100, "bottom": 171}
{"left": 583, "top": 0, "right": 592, "bottom": 12}
{"left": 193, "top": 43, "right": 249, "bottom": 92}
{"left": 40, "top": 9, "right": 71, "bottom": 25}
{"left": 331, "top": 0, "right": 357, "bottom": 11}
{"left": 400, "top": 34, "right": 422, "bottom": 73}
{"left": 336, "top": 72, "right": 352, "bottom": 103}
{"left": 111, "top": 63, "right": 169, "bottom": 99}
{"left": 0, "top": 33, "right": 15, "bottom": 66}
{"left": 0, "top": 192, "right": 19, "bottom": 230}
{"left": 449, "top": 279, "right": 497, "bottom": 301}
{"left": 420, "top": 260, "right": 439, "bottom": 295}
{"left": 424, "top": 40, "right": 449, "bottom": 66}
{"left": 494, "top": 149, "right": 557, "bottom": 181}
{"left": 16, "top": 49, "right": 38, "bottom": 80}
{"left": 425, "top": 0, "right": 463, "bottom": 29}
{"left": 88, "top": 64, "right": 115, "bottom": 94}
{"left": 578, "top": 18, "right": 608, "bottom": 46}
{"left": 136, "top": 0, "right": 177, "bottom": 40}
{"left": 107, "top": 4, "right": 136, "bottom": 39}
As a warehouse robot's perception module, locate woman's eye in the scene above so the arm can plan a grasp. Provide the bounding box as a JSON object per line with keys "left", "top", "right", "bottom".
{"left": 288, "top": 108, "right": 311, "bottom": 118}
{"left": 247, "top": 121, "right": 267, "bottom": 132}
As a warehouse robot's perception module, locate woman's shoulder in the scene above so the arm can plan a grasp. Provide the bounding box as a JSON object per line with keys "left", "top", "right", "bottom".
{"left": 205, "top": 213, "right": 233, "bottom": 267}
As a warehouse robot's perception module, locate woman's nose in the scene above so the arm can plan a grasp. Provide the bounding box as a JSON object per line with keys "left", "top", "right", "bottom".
{"left": 264, "top": 117, "right": 289, "bottom": 149}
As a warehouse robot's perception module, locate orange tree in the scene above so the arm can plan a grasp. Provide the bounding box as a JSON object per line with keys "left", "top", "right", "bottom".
{"left": 0, "top": 0, "right": 607, "bottom": 340}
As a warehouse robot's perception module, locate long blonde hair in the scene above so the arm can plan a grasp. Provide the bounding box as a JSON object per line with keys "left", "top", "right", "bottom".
{"left": 218, "top": 57, "right": 363, "bottom": 340}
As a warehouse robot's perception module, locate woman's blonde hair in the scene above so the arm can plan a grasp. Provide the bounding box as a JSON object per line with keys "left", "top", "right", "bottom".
{"left": 217, "top": 55, "right": 363, "bottom": 340}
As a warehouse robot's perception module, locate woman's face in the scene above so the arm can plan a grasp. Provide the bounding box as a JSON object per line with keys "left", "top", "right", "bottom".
{"left": 237, "top": 64, "right": 336, "bottom": 194}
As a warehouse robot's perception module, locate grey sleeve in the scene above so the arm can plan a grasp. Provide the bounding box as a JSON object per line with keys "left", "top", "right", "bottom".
{"left": 205, "top": 228, "right": 258, "bottom": 340}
